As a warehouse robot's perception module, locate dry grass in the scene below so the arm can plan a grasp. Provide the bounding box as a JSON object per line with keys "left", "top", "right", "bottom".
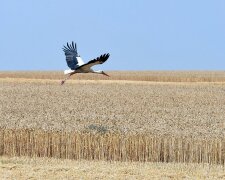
{"left": 1, "top": 129, "right": 225, "bottom": 164}
{"left": 1, "top": 71, "right": 225, "bottom": 82}
{"left": 0, "top": 156, "right": 225, "bottom": 179}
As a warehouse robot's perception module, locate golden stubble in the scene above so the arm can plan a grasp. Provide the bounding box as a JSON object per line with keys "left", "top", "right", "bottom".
{"left": 0, "top": 156, "right": 225, "bottom": 179}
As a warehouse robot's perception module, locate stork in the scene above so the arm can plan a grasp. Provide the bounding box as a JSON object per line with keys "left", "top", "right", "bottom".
{"left": 61, "top": 41, "right": 110, "bottom": 85}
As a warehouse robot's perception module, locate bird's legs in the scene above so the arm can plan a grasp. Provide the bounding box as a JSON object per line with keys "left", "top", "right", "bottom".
{"left": 61, "top": 74, "right": 72, "bottom": 85}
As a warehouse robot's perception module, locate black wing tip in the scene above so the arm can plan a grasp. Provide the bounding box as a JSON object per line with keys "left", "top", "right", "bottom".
{"left": 100, "top": 53, "right": 110, "bottom": 57}
{"left": 103, "top": 53, "right": 110, "bottom": 58}
{"left": 103, "top": 53, "right": 110, "bottom": 59}
{"left": 63, "top": 41, "right": 78, "bottom": 52}
{"left": 97, "top": 53, "right": 110, "bottom": 64}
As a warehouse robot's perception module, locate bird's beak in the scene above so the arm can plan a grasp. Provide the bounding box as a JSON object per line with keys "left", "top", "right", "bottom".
{"left": 102, "top": 71, "right": 110, "bottom": 77}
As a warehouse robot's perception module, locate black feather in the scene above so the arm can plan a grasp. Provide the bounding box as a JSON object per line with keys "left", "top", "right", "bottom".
{"left": 67, "top": 43, "right": 71, "bottom": 50}
{"left": 63, "top": 45, "right": 69, "bottom": 51}
{"left": 69, "top": 43, "right": 73, "bottom": 50}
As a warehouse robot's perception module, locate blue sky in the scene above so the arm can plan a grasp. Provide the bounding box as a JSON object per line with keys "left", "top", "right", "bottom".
{"left": 0, "top": 0, "right": 225, "bottom": 70}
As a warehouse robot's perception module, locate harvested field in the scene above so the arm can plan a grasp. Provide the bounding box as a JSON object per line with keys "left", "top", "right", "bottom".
{"left": 1, "top": 156, "right": 225, "bottom": 179}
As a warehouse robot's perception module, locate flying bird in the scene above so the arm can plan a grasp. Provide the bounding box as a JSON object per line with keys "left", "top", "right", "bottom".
{"left": 61, "top": 41, "right": 110, "bottom": 85}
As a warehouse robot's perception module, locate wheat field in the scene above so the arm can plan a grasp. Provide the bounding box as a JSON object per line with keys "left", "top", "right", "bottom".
{"left": 0, "top": 71, "right": 225, "bottom": 178}
{"left": 1, "top": 75, "right": 225, "bottom": 138}
{"left": 0, "top": 129, "right": 225, "bottom": 164}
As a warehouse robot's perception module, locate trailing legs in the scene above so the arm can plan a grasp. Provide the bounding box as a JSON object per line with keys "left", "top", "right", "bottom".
{"left": 61, "top": 74, "right": 72, "bottom": 85}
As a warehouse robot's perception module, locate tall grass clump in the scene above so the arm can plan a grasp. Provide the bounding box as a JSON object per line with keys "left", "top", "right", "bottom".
{"left": 0, "top": 129, "right": 224, "bottom": 164}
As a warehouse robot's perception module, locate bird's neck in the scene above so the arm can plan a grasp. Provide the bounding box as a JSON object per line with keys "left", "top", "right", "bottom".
{"left": 93, "top": 70, "right": 102, "bottom": 74}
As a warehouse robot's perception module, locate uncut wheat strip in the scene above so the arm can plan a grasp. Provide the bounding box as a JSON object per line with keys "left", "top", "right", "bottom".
{"left": 83, "top": 133, "right": 89, "bottom": 160}
{"left": 143, "top": 135, "right": 150, "bottom": 161}
{"left": 191, "top": 138, "right": 198, "bottom": 163}
{"left": 139, "top": 134, "right": 147, "bottom": 162}
{"left": 18, "top": 130, "right": 27, "bottom": 157}
{"left": 222, "top": 139, "right": 225, "bottom": 165}
{"left": 100, "top": 134, "right": 107, "bottom": 160}
{"left": 38, "top": 130, "right": 48, "bottom": 157}
{"left": 111, "top": 134, "right": 118, "bottom": 161}
{"left": 214, "top": 139, "right": 222, "bottom": 164}
{"left": 208, "top": 139, "right": 220, "bottom": 165}
{"left": 0, "top": 129, "right": 4, "bottom": 156}
{"left": 128, "top": 134, "right": 138, "bottom": 162}
{"left": 218, "top": 139, "right": 222, "bottom": 164}
{"left": 179, "top": 137, "right": 185, "bottom": 163}
{"left": 88, "top": 133, "right": 94, "bottom": 160}
{"left": 116, "top": 133, "right": 123, "bottom": 161}
{"left": 50, "top": 131, "right": 59, "bottom": 158}
{"left": 5, "top": 129, "right": 16, "bottom": 156}
{"left": 101, "top": 134, "right": 107, "bottom": 160}
{"left": 68, "top": 133, "right": 74, "bottom": 159}
{"left": 1, "top": 129, "right": 225, "bottom": 164}
{"left": 162, "top": 137, "right": 167, "bottom": 162}
{"left": 157, "top": 137, "right": 162, "bottom": 162}
{"left": 125, "top": 135, "right": 132, "bottom": 161}
{"left": 3, "top": 129, "right": 11, "bottom": 156}
{"left": 213, "top": 139, "right": 219, "bottom": 164}
{"left": 95, "top": 133, "right": 104, "bottom": 160}
{"left": 137, "top": 134, "right": 143, "bottom": 161}
{"left": 102, "top": 134, "right": 110, "bottom": 161}
{"left": 107, "top": 133, "right": 114, "bottom": 161}
{"left": 60, "top": 131, "right": 71, "bottom": 159}
{"left": 3, "top": 129, "right": 20, "bottom": 157}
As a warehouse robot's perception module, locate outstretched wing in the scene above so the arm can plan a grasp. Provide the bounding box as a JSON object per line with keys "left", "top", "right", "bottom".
{"left": 62, "top": 42, "right": 84, "bottom": 70}
{"left": 76, "top": 53, "right": 110, "bottom": 71}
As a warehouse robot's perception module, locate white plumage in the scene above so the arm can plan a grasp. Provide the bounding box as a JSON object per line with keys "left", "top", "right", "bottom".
{"left": 64, "top": 69, "right": 75, "bottom": 75}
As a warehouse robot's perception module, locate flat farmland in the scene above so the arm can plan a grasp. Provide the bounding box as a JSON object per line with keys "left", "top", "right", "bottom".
{"left": 0, "top": 75, "right": 225, "bottom": 138}
{"left": 1, "top": 71, "right": 225, "bottom": 178}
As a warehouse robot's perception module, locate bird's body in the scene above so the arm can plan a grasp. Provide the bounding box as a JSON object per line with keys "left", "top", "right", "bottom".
{"left": 61, "top": 42, "right": 110, "bottom": 85}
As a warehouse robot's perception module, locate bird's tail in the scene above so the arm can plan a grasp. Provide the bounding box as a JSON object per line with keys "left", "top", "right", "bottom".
{"left": 64, "top": 69, "right": 75, "bottom": 75}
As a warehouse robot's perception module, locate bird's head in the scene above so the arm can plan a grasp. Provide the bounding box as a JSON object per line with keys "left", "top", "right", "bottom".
{"left": 101, "top": 71, "right": 110, "bottom": 77}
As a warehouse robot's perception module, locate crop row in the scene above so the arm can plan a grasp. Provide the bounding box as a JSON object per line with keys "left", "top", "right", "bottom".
{"left": 1, "top": 129, "right": 225, "bottom": 164}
